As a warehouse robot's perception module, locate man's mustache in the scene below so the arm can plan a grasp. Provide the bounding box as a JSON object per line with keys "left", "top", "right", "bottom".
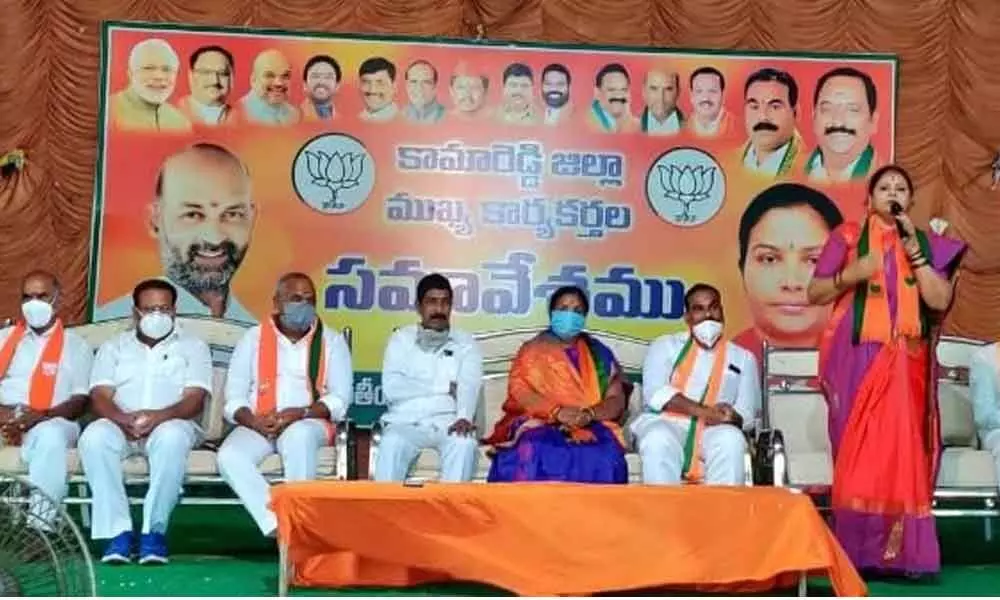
{"left": 544, "top": 91, "right": 565, "bottom": 101}
{"left": 609, "top": 97, "right": 627, "bottom": 104}
{"left": 429, "top": 313, "right": 447, "bottom": 320}
{"left": 186, "top": 241, "right": 238, "bottom": 267}
{"left": 753, "top": 121, "right": 779, "bottom": 132}
{"left": 824, "top": 125, "right": 856, "bottom": 136}
{"left": 312, "top": 83, "right": 331, "bottom": 93}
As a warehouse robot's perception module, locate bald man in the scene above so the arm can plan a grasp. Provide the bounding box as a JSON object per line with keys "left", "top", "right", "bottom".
{"left": 640, "top": 68, "right": 684, "bottom": 135}
{"left": 95, "top": 143, "right": 256, "bottom": 323}
{"left": 240, "top": 49, "right": 300, "bottom": 126}
{"left": 0, "top": 271, "right": 92, "bottom": 527}
{"left": 110, "top": 38, "right": 192, "bottom": 132}
{"left": 218, "top": 273, "right": 353, "bottom": 536}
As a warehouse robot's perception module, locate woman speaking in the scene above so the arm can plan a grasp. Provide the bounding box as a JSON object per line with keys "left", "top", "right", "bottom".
{"left": 806, "top": 164, "right": 966, "bottom": 578}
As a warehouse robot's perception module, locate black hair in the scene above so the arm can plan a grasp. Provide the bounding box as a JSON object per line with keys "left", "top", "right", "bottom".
{"left": 542, "top": 63, "right": 571, "bottom": 85}
{"left": 132, "top": 278, "right": 178, "bottom": 307}
{"left": 503, "top": 62, "right": 533, "bottom": 83}
{"left": 189, "top": 45, "right": 234, "bottom": 70}
{"left": 813, "top": 66, "right": 876, "bottom": 113}
{"left": 690, "top": 66, "right": 725, "bottom": 92}
{"left": 684, "top": 283, "right": 721, "bottom": 311}
{"left": 867, "top": 164, "right": 914, "bottom": 197}
{"left": 548, "top": 285, "right": 590, "bottom": 315}
{"left": 417, "top": 273, "right": 453, "bottom": 303}
{"left": 595, "top": 63, "right": 629, "bottom": 87}
{"left": 738, "top": 183, "right": 845, "bottom": 271}
{"left": 743, "top": 67, "right": 799, "bottom": 107}
{"left": 358, "top": 57, "right": 396, "bottom": 81}
{"left": 303, "top": 55, "right": 342, "bottom": 82}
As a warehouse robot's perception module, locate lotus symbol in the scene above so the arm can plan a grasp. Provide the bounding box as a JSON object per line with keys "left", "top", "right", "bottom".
{"left": 657, "top": 163, "right": 717, "bottom": 224}
{"left": 305, "top": 150, "right": 365, "bottom": 210}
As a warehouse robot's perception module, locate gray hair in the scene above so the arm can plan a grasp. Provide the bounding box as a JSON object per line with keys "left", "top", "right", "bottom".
{"left": 128, "top": 38, "right": 179, "bottom": 72}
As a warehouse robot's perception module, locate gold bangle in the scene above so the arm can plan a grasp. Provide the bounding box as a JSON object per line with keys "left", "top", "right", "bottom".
{"left": 833, "top": 270, "right": 843, "bottom": 289}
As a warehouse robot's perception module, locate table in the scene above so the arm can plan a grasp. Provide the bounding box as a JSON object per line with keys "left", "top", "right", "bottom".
{"left": 271, "top": 481, "right": 866, "bottom": 597}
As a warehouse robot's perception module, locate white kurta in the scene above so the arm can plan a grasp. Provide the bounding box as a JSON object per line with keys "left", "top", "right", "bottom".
{"left": 632, "top": 331, "right": 760, "bottom": 485}
{"left": 79, "top": 326, "right": 212, "bottom": 539}
{"left": 373, "top": 324, "right": 483, "bottom": 483}
{"left": 217, "top": 323, "right": 354, "bottom": 535}
{"left": 0, "top": 324, "right": 92, "bottom": 522}
{"left": 970, "top": 343, "right": 1000, "bottom": 489}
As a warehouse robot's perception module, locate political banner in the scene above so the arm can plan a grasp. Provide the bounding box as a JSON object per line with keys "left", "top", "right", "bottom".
{"left": 88, "top": 21, "right": 897, "bottom": 424}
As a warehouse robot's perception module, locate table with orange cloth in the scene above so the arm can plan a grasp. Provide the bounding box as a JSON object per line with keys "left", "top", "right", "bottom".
{"left": 271, "top": 481, "right": 866, "bottom": 597}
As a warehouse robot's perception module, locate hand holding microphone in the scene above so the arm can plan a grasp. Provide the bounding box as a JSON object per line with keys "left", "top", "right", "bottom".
{"left": 890, "top": 201, "right": 909, "bottom": 239}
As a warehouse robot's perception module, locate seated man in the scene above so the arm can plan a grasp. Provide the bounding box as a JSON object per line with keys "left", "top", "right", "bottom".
{"left": 218, "top": 272, "right": 353, "bottom": 536}
{"left": 79, "top": 278, "right": 212, "bottom": 565}
{"left": 970, "top": 341, "right": 1000, "bottom": 483}
{"left": 0, "top": 271, "right": 91, "bottom": 525}
{"left": 632, "top": 283, "right": 760, "bottom": 485}
{"left": 484, "top": 285, "right": 630, "bottom": 483}
{"left": 373, "top": 273, "right": 482, "bottom": 482}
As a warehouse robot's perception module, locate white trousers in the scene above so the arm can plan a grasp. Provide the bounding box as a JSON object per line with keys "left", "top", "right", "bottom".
{"left": 636, "top": 418, "right": 747, "bottom": 485}
{"left": 982, "top": 429, "right": 1000, "bottom": 489}
{"left": 373, "top": 415, "right": 478, "bottom": 483}
{"left": 78, "top": 418, "right": 199, "bottom": 540}
{"left": 18, "top": 417, "right": 80, "bottom": 528}
{"left": 217, "top": 419, "right": 330, "bottom": 536}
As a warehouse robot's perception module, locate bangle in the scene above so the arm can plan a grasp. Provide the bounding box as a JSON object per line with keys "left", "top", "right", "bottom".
{"left": 833, "top": 270, "right": 843, "bottom": 289}
{"left": 911, "top": 258, "right": 929, "bottom": 269}
{"left": 583, "top": 407, "right": 596, "bottom": 421}
{"left": 549, "top": 406, "right": 561, "bottom": 422}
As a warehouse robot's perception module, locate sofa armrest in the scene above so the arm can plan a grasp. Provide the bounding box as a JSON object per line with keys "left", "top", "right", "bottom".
{"left": 335, "top": 418, "right": 358, "bottom": 480}
{"left": 367, "top": 421, "right": 383, "bottom": 481}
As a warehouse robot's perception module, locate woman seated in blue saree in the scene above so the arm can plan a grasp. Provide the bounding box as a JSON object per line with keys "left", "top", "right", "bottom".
{"left": 483, "top": 286, "right": 630, "bottom": 483}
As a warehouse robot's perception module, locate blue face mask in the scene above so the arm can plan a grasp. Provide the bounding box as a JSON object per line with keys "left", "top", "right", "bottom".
{"left": 550, "top": 309, "right": 586, "bottom": 340}
{"left": 279, "top": 301, "right": 316, "bottom": 332}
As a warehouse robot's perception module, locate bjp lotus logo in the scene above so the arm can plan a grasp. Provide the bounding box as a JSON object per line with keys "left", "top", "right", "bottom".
{"left": 292, "top": 134, "right": 376, "bottom": 215}
{"left": 645, "top": 148, "right": 726, "bottom": 227}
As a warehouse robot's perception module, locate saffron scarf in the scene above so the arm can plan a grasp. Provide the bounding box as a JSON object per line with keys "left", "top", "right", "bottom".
{"left": 0, "top": 320, "right": 65, "bottom": 412}
{"left": 664, "top": 336, "right": 728, "bottom": 483}
{"left": 485, "top": 333, "right": 624, "bottom": 447}
{"left": 256, "top": 317, "right": 327, "bottom": 415}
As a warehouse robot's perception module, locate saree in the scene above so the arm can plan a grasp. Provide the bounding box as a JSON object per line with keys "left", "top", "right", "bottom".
{"left": 484, "top": 331, "right": 628, "bottom": 484}
{"left": 815, "top": 218, "right": 965, "bottom": 575}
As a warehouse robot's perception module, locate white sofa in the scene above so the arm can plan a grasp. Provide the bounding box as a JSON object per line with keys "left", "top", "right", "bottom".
{"left": 0, "top": 315, "right": 355, "bottom": 519}
{"left": 370, "top": 327, "right": 753, "bottom": 485}
{"left": 761, "top": 335, "right": 999, "bottom": 520}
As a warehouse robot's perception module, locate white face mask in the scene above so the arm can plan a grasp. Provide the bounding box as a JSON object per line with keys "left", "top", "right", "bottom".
{"left": 692, "top": 319, "right": 724, "bottom": 348}
{"left": 139, "top": 312, "right": 174, "bottom": 341}
{"left": 21, "top": 299, "right": 54, "bottom": 329}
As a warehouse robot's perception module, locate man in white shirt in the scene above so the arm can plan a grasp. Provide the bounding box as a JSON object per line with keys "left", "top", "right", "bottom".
{"left": 374, "top": 273, "right": 483, "bottom": 483}
{"left": 632, "top": 283, "right": 760, "bottom": 485}
{"left": 79, "top": 278, "right": 212, "bottom": 566}
{"left": 0, "top": 271, "right": 91, "bottom": 526}
{"left": 969, "top": 342, "right": 1000, "bottom": 487}
{"left": 217, "top": 273, "right": 353, "bottom": 537}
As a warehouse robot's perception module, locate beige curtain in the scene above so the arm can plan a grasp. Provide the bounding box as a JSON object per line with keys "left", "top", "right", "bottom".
{"left": 1, "top": 0, "right": 999, "bottom": 339}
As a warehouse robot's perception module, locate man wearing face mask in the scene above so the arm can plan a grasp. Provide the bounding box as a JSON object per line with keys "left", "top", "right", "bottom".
{"left": 631, "top": 284, "right": 760, "bottom": 486}
{"left": 0, "top": 271, "right": 92, "bottom": 525}
{"left": 374, "top": 273, "right": 483, "bottom": 483}
{"left": 79, "top": 278, "right": 212, "bottom": 566}
{"left": 217, "top": 272, "right": 353, "bottom": 537}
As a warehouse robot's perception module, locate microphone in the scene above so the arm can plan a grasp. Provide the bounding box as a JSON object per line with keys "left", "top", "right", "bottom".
{"left": 890, "top": 201, "right": 909, "bottom": 239}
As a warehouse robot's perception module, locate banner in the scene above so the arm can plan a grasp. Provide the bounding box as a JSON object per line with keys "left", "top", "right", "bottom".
{"left": 89, "top": 22, "right": 897, "bottom": 424}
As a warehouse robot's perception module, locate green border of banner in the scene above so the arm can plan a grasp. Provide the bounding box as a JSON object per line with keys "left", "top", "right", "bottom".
{"left": 85, "top": 19, "right": 899, "bottom": 321}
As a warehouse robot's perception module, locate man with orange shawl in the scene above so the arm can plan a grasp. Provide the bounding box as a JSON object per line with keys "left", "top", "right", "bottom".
{"left": 807, "top": 165, "right": 966, "bottom": 578}
{"left": 484, "top": 286, "right": 629, "bottom": 483}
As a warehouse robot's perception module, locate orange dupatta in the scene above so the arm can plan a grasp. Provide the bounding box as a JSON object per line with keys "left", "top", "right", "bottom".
{"left": 485, "top": 334, "right": 624, "bottom": 448}
{"left": 256, "top": 318, "right": 327, "bottom": 415}
{"left": 664, "top": 335, "right": 728, "bottom": 483}
{"left": 0, "top": 320, "right": 65, "bottom": 412}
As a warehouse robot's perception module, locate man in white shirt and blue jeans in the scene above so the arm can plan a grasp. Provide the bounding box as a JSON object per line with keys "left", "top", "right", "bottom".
{"left": 374, "top": 273, "right": 483, "bottom": 483}
{"left": 79, "top": 278, "right": 212, "bottom": 565}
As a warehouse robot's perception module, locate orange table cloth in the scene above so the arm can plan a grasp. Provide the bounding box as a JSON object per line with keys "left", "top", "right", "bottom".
{"left": 271, "top": 481, "right": 866, "bottom": 597}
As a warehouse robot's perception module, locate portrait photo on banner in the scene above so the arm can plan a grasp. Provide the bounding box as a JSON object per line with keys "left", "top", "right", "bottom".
{"left": 87, "top": 21, "right": 897, "bottom": 417}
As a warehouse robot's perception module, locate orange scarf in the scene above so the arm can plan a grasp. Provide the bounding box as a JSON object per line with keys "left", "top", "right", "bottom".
{"left": 0, "top": 320, "right": 65, "bottom": 411}
{"left": 855, "top": 216, "right": 922, "bottom": 343}
{"left": 665, "top": 336, "right": 728, "bottom": 482}
{"left": 256, "top": 318, "right": 327, "bottom": 415}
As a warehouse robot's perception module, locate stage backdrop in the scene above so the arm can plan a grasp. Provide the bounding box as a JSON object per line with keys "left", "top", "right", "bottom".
{"left": 88, "top": 21, "right": 897, "bottom": 424}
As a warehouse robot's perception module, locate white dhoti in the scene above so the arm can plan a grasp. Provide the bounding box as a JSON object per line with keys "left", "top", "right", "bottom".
{"left": 982, "top": 429, "right": 1000, "bottom": 490}
{"left": 17, "top": 417, "right": 80, "bottom": 528}
{"left": 77, "top": 417, "right": 199, "bottom": 540}
{"left": 373, "top": 414, "right": 478, "bottom": 483}
{"left": 634, "top": 416, "right": 747, "bottom": 485}
{"left": 217, "top": 418, "right": 330, "bottom": 536}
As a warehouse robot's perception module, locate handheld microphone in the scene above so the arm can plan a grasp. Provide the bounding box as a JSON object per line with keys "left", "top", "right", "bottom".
{"left": 889, "top": 201, "right": 908, "bottom": 239}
